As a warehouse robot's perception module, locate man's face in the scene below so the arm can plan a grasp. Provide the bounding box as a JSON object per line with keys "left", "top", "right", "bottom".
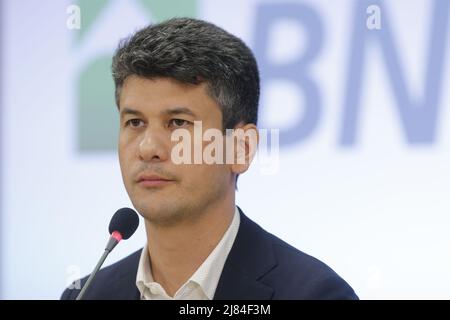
{"left": 118, "top": 76, "right": 232, "bottom": 226}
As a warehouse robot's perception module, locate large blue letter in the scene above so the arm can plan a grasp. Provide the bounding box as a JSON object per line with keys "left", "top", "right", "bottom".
{"left": 341, "top": 0, "right": 449, "bottom": 145}
{"left": 254, "top": 3, "right": 323, "bottom": 146}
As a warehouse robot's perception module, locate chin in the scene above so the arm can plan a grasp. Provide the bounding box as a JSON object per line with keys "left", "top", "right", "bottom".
{"left": 133, "top": 199, "right": 183, "bottom": 224}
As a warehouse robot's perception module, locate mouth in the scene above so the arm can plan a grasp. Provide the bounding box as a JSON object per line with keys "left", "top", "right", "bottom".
{"left": 136, "top": 174, "right": 175, "bottom": 188}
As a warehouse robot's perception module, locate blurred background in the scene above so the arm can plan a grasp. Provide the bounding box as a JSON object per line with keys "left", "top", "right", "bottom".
{"left": 1, "top": 0, "right": 449, "bottom": 299}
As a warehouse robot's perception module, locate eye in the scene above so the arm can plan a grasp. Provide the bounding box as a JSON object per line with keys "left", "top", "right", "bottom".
{"left": 169, "top": 119, "right": 192, "bottom": 128}
{"left": 125, "top": 119, "right": 145, "bottom": 128}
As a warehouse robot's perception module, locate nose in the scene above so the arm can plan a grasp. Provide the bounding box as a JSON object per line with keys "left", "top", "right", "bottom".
{"left": 137, "top": 127, "right": 170, "bottom": 163}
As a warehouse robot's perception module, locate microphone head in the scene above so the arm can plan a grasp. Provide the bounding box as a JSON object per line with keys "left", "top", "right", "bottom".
{"left": 108, "top": 208, "right": 139, "bottom": 240}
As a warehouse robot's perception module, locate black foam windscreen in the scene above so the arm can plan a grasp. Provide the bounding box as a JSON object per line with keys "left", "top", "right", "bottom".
{"left": 108, "top": 207, "right": 139, "bottom": 240}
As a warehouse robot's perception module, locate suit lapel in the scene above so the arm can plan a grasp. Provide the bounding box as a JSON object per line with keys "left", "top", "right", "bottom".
{"left": 111, "top": 249, "right": 142, "bottom": 300}
{"left": 213, "top": 208, "right": 277, "bottom": 300}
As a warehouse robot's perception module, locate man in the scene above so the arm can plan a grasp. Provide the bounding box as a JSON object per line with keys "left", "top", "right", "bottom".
{"left": 61, "top": 18, "right": 358, "bottom": 300}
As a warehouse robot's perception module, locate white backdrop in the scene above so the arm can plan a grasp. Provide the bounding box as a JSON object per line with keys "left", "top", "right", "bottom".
{"left": 1, "top": 0, "right": 450, "bottom": 299}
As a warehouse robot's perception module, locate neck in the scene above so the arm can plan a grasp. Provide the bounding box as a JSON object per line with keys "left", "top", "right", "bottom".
{"left": 144, "top": 194, "right": 235, "bottom": 297}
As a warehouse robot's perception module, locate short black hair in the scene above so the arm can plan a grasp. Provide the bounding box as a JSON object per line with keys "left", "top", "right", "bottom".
{"left": 111, "top": 17, "right": 260, "bottom": 130}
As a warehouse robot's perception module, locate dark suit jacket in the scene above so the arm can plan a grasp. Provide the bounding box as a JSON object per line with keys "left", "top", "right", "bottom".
{"left": 61, "top": 208, "right": 358, "bottom": 300}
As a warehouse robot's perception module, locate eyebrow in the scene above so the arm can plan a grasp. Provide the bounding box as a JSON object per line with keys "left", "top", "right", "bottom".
{"left": 120, "top": 107, "right": 144, "bottom": 119}
{"left": 162, "top": 107, "right": 197, "bottom": 117}
{"left": 120, "top": 106, "right": 197, "bottom": 118}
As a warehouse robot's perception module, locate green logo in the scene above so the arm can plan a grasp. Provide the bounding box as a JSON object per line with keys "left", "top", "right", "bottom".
{"left": 76, "top": 0, "right": 197, "bottom": 152}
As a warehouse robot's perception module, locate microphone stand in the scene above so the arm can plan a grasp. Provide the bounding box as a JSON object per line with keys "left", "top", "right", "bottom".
{"left": 76, "top": 235, "right": 120, "bottom": 300}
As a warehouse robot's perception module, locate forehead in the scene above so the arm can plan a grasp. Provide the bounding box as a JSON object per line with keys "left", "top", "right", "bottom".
{"left": 119, "top": 76, "right": 221, "bottom": 118}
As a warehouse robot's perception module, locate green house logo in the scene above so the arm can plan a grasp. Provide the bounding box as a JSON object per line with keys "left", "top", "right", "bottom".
{"left": 76, "top": 0, "right": 197, "bottom": 152}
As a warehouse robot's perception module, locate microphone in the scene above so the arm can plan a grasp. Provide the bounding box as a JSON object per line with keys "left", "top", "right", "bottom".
{"left": 76, "top": 207, "right": 139, "bottom": 300}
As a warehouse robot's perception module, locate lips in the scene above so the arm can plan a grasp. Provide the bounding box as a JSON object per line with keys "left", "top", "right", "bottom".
{"left": 136, "top": 173, "right": 174, "bottom": 187}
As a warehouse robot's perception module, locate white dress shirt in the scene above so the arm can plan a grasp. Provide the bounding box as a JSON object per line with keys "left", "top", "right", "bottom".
{"left": 136, "top": 207, "right": 240, "bottom": 300}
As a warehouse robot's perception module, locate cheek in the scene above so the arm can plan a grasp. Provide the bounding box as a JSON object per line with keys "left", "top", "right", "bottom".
{"left": 183, "top": 164, "right": 228, "bottom": 186}
{"left": 118, "top": 140, "right": 135, "bottom": 179}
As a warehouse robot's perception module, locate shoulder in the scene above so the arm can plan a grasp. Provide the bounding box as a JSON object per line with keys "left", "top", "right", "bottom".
{"left": 261, "top": 230, "right": 358, "bottom": 300}
{"left": 236, "top": 212, "right": 358, "bottom": 300}
{"left": 60, "top": 249, "right": 142, "bottom": 300}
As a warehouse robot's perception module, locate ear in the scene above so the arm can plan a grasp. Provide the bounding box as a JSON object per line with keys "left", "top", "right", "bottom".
{"left": 227, "top": 123, "right": 259, "bottom": 175}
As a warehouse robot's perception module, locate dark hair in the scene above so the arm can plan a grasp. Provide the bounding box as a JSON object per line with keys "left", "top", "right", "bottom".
{"left": 111, "top": 17, "right": 260, "bottom": 130}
